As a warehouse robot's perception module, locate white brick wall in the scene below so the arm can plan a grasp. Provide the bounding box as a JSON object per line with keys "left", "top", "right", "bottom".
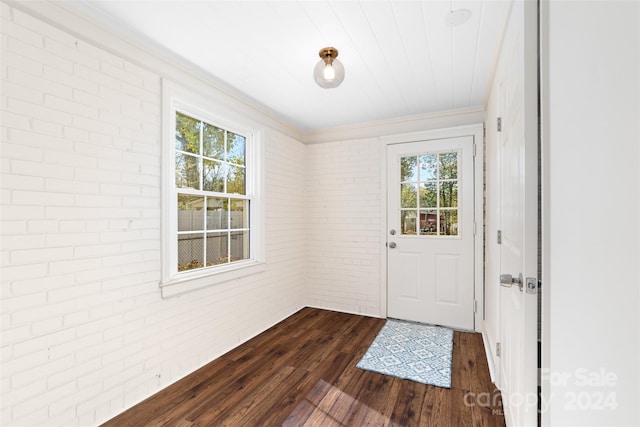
{"left": 304, "top": 138, "right": 383, "bottom": 316}
{"left": 1, "top": 3, "right": 305, "bottom": 426}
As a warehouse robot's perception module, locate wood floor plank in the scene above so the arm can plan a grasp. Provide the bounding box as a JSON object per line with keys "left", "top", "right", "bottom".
{"left": 101, "top": 307, "right": 504, "bottom": 427}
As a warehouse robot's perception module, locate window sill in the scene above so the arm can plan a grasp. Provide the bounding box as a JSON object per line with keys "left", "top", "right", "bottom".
{"left": 159, "top": 260, "right": 266, "bottom": 298}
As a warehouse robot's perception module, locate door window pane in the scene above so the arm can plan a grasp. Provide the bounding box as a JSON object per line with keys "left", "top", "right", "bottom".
{"left": 400, "top": 156, "right": 418, "bottom": 182}
{"left": 399, "top": 150, "right": 460, "bottom": 237}
{"left": 419, "top": 154, "right": 438, "bottom": 180}
{"left": 441, "top": 210, "right": 459, "bottom": 236}
{"left": 439, "top": 181, "right": 458, "bottom": 208}
{"left": 401, "top": 210, "right": 417, "bottom": 235}
{"left": 401, "top": 184, "right": 418, "bottom": 208}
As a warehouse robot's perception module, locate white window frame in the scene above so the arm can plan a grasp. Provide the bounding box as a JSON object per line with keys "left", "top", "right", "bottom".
{"left": 160, "top": 80, "right": 265, "bottom": 298}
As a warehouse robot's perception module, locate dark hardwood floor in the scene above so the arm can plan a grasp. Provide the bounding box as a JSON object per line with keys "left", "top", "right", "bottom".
{"left": 102, "top": 308, "right": 504, "bottom": 426}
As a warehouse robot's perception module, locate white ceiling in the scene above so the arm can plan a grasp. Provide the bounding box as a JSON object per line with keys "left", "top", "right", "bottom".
{"left": 68, "top": 0, "right": 512, "bottom": 131}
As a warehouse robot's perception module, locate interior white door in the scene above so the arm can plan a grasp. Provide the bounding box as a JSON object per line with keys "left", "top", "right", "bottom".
{"left": 387, "top": 137, "right": 475, "bottom": 330}
{"left": 498, "top": 1, "right": 539, "bottom": 425}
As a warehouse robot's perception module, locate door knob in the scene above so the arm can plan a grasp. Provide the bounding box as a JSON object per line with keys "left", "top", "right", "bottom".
{"left": 389, "top": 229, "right": 396, "bottom": 235}
{"left": 388, "top": 242, "right": 397, "bottom": 248}
{"left": 500, "top": 273, "right": 523, "bottom": 291}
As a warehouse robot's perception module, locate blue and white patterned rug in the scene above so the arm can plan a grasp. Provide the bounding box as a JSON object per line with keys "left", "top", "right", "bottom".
{"left": 356, "top": 319, "right": 453, "bottom": 388}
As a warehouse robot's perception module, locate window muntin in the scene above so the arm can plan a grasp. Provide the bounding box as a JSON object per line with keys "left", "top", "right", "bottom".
{"left": 174, "top": 111, "right": 250, "bottom": 273}
{"left": 400, "top": 151, "right": 460, "bottom": 237}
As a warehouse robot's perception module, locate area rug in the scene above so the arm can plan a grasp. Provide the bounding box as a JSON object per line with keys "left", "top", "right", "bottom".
{"left": 356, "top": 318, "right": 453, "bottom": 388}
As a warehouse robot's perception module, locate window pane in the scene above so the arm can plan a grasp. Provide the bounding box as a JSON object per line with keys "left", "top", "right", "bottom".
{"left": 441, "top": 210, "right": 458, "bottom": 236}
{"left": 440, "top": 152, "right": 458, "bottom": 179}
{"left": 439, "top": 181, "right": 458, "bottom": 208}
{"left": 419, "top": 210, "right": 438, "bottom": 235}
{"left": 178, "top": 194, "right": 204, "bottom": 231}
{"left": 227, "top": 165, "right": 245, "bottom": 195}
{"left": 177, "top": 232, "right": 204, "bottom": 271}
{"left": 206, "top": 232, "right": 229, "bottom": 265}
{"left": 420, "top": 182, "right": 437, "bottom": 208}
{"left": 227, "top": 132, "right": 246, "bottom": 166}
{"left": 401, "top": 210, "right": 417, "bottom": 235}
{"left": 203, "top": 122, "right": 225, "bottom": 160}
{"left": 175, "top": 153, "right": 200, "bottom": 189}
{"left": 401, "top": 183, "right": 417, "bottom": 208}
{"left": 230, "top": 230, "right": 249, "bottom": 262}
{"left": 175, "top": 112, "right": 201, "bottom": 154}
{"left": 230, "top": 199, "right": 249, "bottom": 229}
{"left": 419, "top": 154, "right": 438, "bottom": 180}
{"left": 203, "top": 158, "right": 225, "bottom": 192}
{"left": 400, "top": 156, "right": 417, "bottom": 182}
{"left": 206, "top": 197, "right": 228, "bottom": 230}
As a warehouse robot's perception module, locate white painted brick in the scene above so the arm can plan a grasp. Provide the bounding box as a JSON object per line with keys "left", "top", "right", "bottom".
{"left": 8, "top": 128, "right": 74, "bottom": 152}
{"left": 12, "top": 328, "right": 75, "bottom": 357}
{"left": 2, "top": 78, "right": 44, "bottom": 104}
{"left": 100, "top": 61, "right": 142, "bottom": 87}
{"left": 31, "top": 315, "right": 63, "bottom": 335}
{"left": 62, "top": 125, "right": 89, "bottom": 142}
{"left": 72, "top": 114, "right": 119, "bottom": 136}
{"left": 45, "top": 178, "right": 100, "bottom": 195}
{"left": 0, "top": 173, "right": 45, "bottom": 191}
{"left": 0, "top": 220, "right": 28, "bottom": 236}
{"left": 11, "top": 379, "right": 76, "bottom": 418}
{"left": 7, "top": 97, "right": 72, "bottom": 126}
{"left": 0, "top": 205, "right": 45, "bottom": 220}
{"left": 74, "top": 62, "right": 122, "bottom": 90}
{"left": 3, "top": 48, "right": 43, "bottom": 76}
{"left": 31, "top": 119, "right": 63, "bottom": 137}
{"left": 44, "top": 65, "right": 99, "bottom": 94}
{"left": 45, "top": 232, "right": 100, "bottom": 248}
{"left": 44, "top": 37, "right": 100, "bottom": 69}
{"left": 10, "top": 274, "right": 75, "bottom": 296}
{"left": 0, "top": 263, "right": 47, "bottom": 285}
{"left": 6, "top": 66, "right": 73, "bottom": 99}
{"left": 48, "top": 257, "right": 101, "bottom": 275}
{"left": 3, "top": 19, "right": 44, "bottom": 49}
{"left": 10, "top": 246, "right": 73, "bottom": 265}
{"left": 1, "top": 233, "right": 46, "bottom": 250}
{"left": 9, "top": 35, "right": 73, "bottom": 73}
{"left": 44, "top": 93, "right": 99, "bottom": 118}
{"left": 11, "top": 190, "right": 74, "bottom": 206}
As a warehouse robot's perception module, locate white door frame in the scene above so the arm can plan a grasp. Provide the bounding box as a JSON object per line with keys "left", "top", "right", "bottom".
{"left": 380, "top": 123, "right": 485, "bottom": 331}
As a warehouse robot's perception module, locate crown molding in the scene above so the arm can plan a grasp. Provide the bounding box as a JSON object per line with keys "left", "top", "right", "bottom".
{"left": 302, "top": 107, "right": 486, "bottom": 144}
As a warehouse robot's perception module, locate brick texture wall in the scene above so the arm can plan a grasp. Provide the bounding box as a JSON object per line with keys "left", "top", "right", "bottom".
{"left": 0, "top": 3, "right": 305, "bottom": 426}
{"left": 305, "top": 138, "right": 383, "bottom": 316}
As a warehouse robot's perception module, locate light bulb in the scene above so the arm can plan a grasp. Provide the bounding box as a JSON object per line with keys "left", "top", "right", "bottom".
{"left": 323, "top": 63, "right": 335, "bottom": 81}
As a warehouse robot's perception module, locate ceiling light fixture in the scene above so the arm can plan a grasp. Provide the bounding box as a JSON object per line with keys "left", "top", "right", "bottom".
{"left": 314, "top": 47, "right": 345, "bottom": 89}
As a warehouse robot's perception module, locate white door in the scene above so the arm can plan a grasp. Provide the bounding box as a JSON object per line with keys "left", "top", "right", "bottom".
{"left": 387, "top": 137, "right": 475, "bottom": 330}
{"left": 498, "top": 1, "right": 538, "bottom": 425}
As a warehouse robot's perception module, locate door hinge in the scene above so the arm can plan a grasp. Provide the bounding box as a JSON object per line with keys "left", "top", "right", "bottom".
{"left": 496, "top": 342, "right": 501, "bottom": 357}
{"left": 497, "top": 230, "right": 502, "bottom": 244}
{"left": 497, "top": 117, "right": 502, "bottom": 132}
{"left": 473, "top": 300, "right": 478, "bottom": 313}
{"left": 473, "top": 143, "right": 477, "bottom": 158}
{"left": 473, "top": 221, "right": 477, "bottom": 236}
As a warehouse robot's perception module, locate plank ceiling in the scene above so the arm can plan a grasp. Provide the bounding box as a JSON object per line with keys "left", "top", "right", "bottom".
{"left": 68, "top": 0, "right": 512, "bottom": 131}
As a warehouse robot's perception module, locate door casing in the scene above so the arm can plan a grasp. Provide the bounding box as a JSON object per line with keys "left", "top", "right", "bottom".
{"left": 380, "top": 124, "right": 485, "bottom": 331}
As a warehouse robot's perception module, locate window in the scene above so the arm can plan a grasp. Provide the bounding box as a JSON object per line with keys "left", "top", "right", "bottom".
{"left": 161, "top": 81, "right": 264, "bottom": 296}
{"left": 400, "top": 151, "right": 459, "bottom": 236}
